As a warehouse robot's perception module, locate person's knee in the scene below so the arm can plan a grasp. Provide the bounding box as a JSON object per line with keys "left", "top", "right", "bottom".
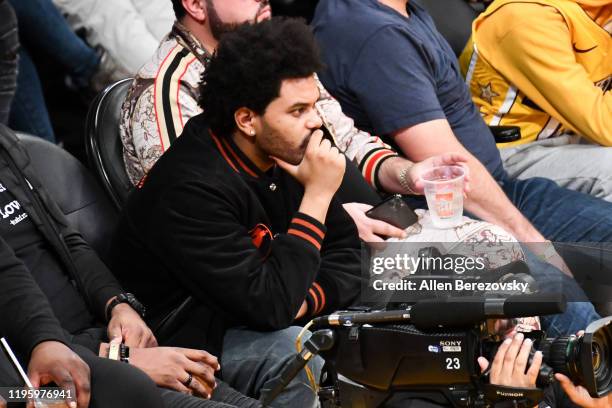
{"left": 266, "top": 326, "right": 306, "bottom": 356}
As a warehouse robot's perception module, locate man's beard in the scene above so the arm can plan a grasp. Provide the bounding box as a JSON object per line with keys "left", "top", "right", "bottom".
{"left": 205, "top": 0, "right": 269, "bottom": 40}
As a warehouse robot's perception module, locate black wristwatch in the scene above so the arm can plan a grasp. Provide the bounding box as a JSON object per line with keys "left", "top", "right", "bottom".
{"left": 105, "top": 293, "right": 146, "bottom": 321}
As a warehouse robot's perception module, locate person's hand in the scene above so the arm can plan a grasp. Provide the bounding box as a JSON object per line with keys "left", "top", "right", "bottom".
{"left": 556, "top": 374, "right": 611, "bottom": 408}
{"left": 555, "top": 330, "right": 610, "bottom": 408}
{"left": 130, "top": 347, "right": 219, "bottom": 398}
{"left": 342, "top": 203, "right": 407, "bottom": 242}
{"left": 404, "top": 153, "right": 470, "bottom": 195}
{"left": 107, "top": 302, "right": 157, "bottom": 348}
{"left": 274, "top": 129, "right": 345, "bottom": 198}
{"left": 0, "top": 394, "right": 6, "bottom": 408}
{"left": 477, "top": 333, "right": 542, "bottom": 388}
{"left": 27, "top": 341, "right": 91, "bottom": 408}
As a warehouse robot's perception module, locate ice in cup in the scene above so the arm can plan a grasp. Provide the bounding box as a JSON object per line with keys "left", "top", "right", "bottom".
{"left": 420, "top": 165, "right": 465, "bottom": 229}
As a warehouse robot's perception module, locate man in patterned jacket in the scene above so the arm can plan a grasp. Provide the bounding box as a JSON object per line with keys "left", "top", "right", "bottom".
{"left": 119, "top": 0, "right": 478, "bottom": 243}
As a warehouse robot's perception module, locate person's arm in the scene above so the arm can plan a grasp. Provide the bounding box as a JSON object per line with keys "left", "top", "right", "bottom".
{"left": 314, "top": 76, "right": 403, "bottom": 190}
{"left": 316, "top": 78, "right": 469, "bottom": 195}
{"left": 61, "top": 228, "right": 124, "bottom": 321}
{"left": 62, "top": 227, "right": 157, "bottom": 347}
{"left": 392, "top": 119, "right": 545, "bottom": 242}
{"left": 326, "top": 26, "right": 542, "bottom": 242}
{"left": 476, "top": 4, "right": 611, "bottom": 144}
{"left": 0, "top": 237, "right": 69, "bottom": 357}
{"left": 124, "top": 70, "right": 202, "bottom": 185}
{"left": 301, "top": 196, "right": 363, "bottom": 318}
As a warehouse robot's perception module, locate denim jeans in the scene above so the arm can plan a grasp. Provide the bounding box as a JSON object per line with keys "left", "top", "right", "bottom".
{"left": 160, "top": 381, "right": 262, "bottom": 408}
{"left": 8, "top": 0, "right": 99, "bottom": 85}
{"left": 8, "top": 47, "right": 56, "bottom": 142}
{"left": 501, "top": 176, "right": 612, "bottom": 242}
{"left": 521, "top": 247, "right": 601, "bottom": 337}
{"left": 0, "top": 0, "right": 18, "bottom": 125}
{"left": 7, "top": 0, "right": 100, "bottom": 142}
{"left": 222, "top": 326, "right": 323, "bottom": 408}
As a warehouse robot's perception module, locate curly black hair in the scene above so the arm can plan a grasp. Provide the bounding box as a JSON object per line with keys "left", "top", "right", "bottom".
{"left": 199, "top": 17, "right": 323, "bottom": 137}
{"left": 171, "top": 0, "right": 186, "bottom": 19}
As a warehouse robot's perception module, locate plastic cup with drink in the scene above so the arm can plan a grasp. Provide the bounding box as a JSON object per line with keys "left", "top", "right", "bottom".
{"left": 420, "top": 165, "right": 465, "bottom": 229}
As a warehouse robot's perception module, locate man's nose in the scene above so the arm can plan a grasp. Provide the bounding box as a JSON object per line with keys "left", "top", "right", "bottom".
{"left": 308, "top": 111, "right": 323, "bottom": 129}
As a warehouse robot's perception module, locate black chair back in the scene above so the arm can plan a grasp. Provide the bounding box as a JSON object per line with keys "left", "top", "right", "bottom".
{"left": 18, "top": 133, "right": 118, "bottom": 263}
{"left": 85, "top": 78, "right": 133, "bottom": 211}
{"left": 417, "top": 0, "right": 479, "bottom": 56}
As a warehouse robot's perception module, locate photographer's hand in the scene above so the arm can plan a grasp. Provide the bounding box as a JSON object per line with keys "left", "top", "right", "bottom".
{"left": 556, "top": 374, "right": 611, "bottom": 408}
{"left": 555, "top": 331, "right": 611, "bottom": 408}
{"left": 478, "top": 333, "right": 542, "bottom": 388}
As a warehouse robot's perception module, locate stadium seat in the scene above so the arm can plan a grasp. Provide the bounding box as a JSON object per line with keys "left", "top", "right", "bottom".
{"left": 85, "top": 78, "right": 133, "bottom": 211}
{"left": 18, "top": 133, "right": 118, "bottom": 263}
{"left": 417, "top": 0, "right": 479, "bottom": 56}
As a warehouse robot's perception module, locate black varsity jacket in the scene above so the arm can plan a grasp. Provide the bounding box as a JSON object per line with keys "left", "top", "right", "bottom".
{"left": 111, "top": 114, "right": 363, "bottom": 355}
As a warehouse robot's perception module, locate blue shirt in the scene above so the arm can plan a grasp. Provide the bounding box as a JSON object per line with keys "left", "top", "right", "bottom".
{"left": 312, "top": 0, "right": 505, "bottom": 179}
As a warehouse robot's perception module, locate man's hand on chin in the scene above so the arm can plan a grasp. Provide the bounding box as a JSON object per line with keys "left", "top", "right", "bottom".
{"left": 107, "top": 303, "right": 157, "bottom": 348}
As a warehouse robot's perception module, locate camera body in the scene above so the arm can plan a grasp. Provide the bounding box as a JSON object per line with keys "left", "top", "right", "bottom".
{"left": 316, "top": 314, "right": 612, "bottom": 408}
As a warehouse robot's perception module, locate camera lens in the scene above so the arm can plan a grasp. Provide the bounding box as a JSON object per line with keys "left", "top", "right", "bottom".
{"left": 592, "top": 342, "right": 601, "bottom": 372}
{"left": 542, "top": 335, "right": 580, "bottom": 379}
{"left": 592, "top": 328, "right": 611, "bottom": 392}
{"left": 541, "top": 328, "right": 612, "bottom": 395}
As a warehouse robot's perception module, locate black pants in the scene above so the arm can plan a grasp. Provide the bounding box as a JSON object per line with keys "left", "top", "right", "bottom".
{"left": 0, "top": 343, "right": 261, "bottom": 408}
{"left": 0, "top": 344, "right": 163, "bottom": 408}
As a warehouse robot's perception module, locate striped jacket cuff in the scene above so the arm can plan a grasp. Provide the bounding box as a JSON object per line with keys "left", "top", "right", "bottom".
{"left": 305, "top": 281, "right": 327, "bottom": 316}
{"left": 358, "top": 147, "right": 399, "bottom": 190}
{"left": 287, "top": 212, "right": 326, "bottom": 251}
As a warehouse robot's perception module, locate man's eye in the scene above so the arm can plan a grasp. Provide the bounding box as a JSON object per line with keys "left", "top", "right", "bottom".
{"left": 292, "top": 108, "right": 305, "bottom": 117}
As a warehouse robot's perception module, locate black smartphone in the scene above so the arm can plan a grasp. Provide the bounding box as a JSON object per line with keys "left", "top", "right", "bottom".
{"left": 365, "top": 194, "right": 418, "bottom": 230}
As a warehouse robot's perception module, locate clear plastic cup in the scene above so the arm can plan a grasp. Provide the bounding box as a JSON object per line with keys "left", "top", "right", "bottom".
{"left": 33, "top": 400, "right": 70, "bottom": 408}
{"left": 420, "top": 165, "right": 465, "bottom": 229}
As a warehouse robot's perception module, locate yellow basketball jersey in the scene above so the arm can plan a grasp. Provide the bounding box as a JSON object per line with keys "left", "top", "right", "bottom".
{"left": 459, "top": 0, "right": 611, "bottom": 147}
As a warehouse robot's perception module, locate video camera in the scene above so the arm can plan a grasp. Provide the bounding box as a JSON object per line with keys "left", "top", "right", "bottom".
{"left": 262, "top": 295, "right": 612, "bottom": 408}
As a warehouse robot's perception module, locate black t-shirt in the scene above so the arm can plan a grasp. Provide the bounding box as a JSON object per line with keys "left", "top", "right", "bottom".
{"left": 313, "top": 0, "right": 506, "bottom": 180}
{"left": 0, "top": 175, "right": 94, "bottom": 334}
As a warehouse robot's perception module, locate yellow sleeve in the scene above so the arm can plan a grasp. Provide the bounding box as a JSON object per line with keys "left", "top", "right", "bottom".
{"left": 476, "top": 4, "right": 612, "bottom": 145}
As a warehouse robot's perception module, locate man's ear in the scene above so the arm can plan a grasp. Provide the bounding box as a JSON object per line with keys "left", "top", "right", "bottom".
{"left": 182, "top": 0, "right": 207, "bottom": 23}
{"left": 234, "top": 108, "right": 258, "bottom": 140}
